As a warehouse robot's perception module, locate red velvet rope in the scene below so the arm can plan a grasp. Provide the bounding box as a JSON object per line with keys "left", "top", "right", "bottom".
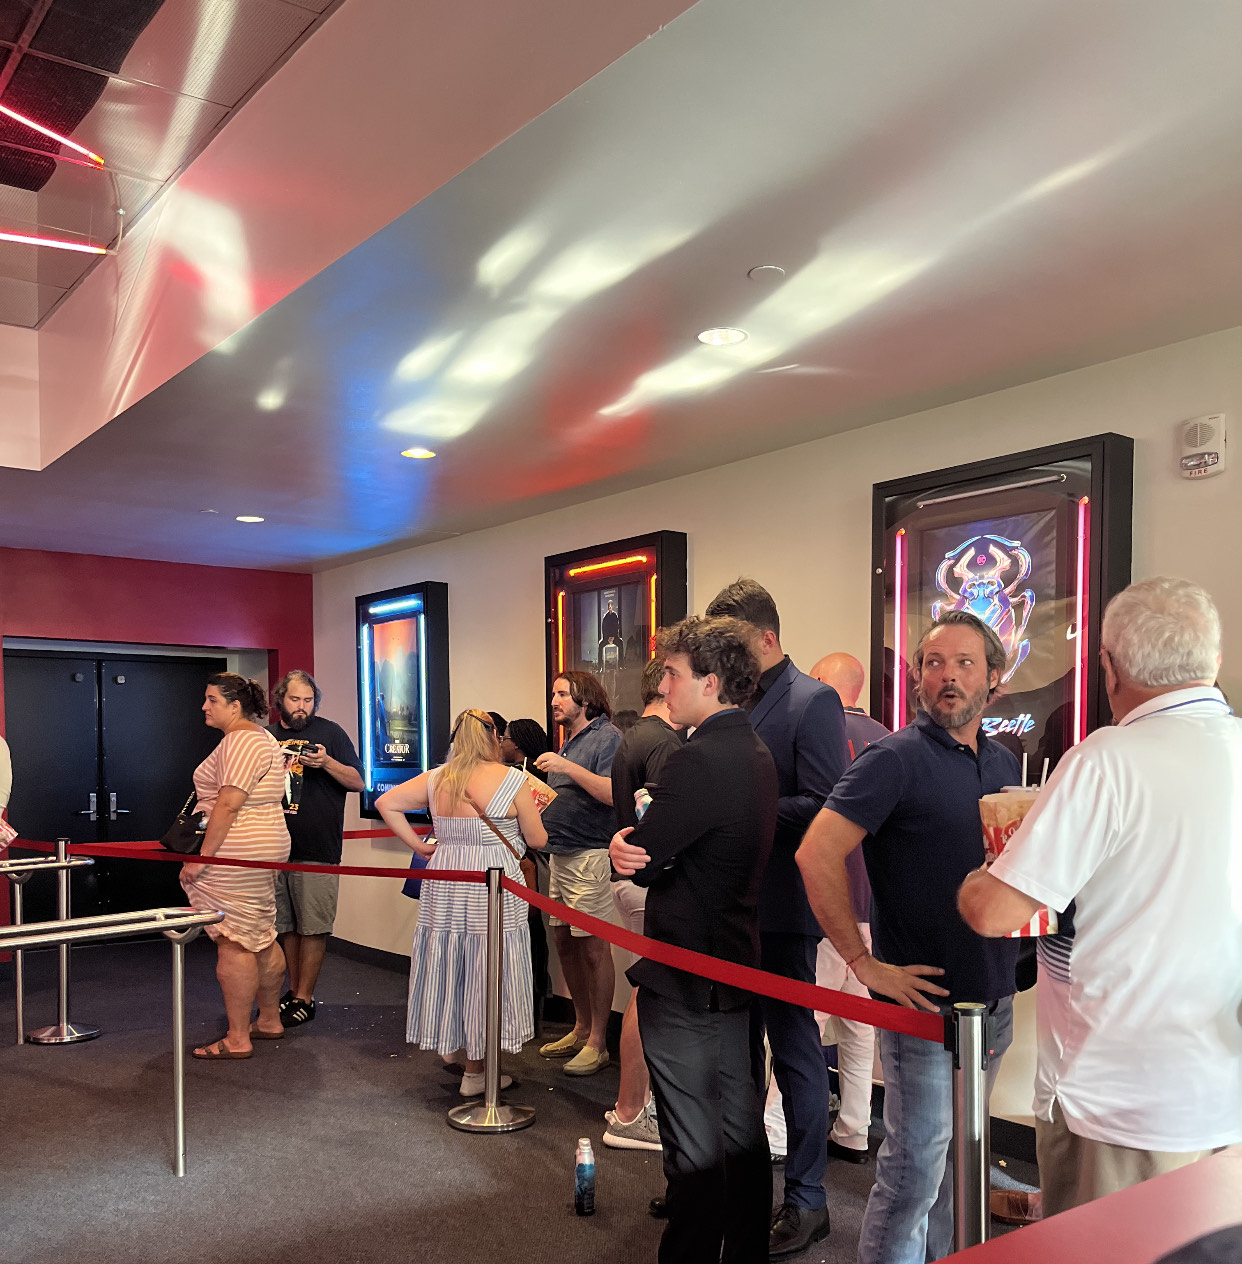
{"left": 6, "top": 839, "right": 481, "bottom": 884}
{"left": 3, "top": 838, "right": 945, "bottom": 1043}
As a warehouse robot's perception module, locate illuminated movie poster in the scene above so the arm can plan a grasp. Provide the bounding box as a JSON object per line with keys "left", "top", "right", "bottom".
{"left": 371, "top": 617, "right": 420, "bottom": 765}
{"left": 919, "top": 510, "right": 1062, "bottom": 746}
{"left": 874, "top": 437, "right": 1135, "bottom": 777}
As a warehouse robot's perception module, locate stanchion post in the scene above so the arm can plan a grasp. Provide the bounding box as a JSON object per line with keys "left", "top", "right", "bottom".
{"left": 951, "top": 1002, "right": 989, "bottom": 1252}
{"left": 447, "top": 868, "right": 535, "bottom": 1134}
{"left": 9, "top": 871, "right": 30, "bottom": 1044}
{"left": 27, "top": 838, "right": 101, "bottom": 1045}
{"left": 165, "top": 925, "right": 205, "bottom": 1177}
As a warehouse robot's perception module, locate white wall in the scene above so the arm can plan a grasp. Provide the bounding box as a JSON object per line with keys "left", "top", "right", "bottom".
{"left": 315, "top": 323, "right": 1242, "bottom": 1121}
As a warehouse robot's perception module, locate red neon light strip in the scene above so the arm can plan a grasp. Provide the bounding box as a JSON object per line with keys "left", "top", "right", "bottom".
{"left": 1074, "top": 496, "right": 1090, "bottom": 744}
{"left": 0, "top": 103, "right": 104, "bottom": 166}
{"left": 567, "top": 554, "right": 649, "bottom": 577}
{"left": 649, "top": 573, "right": 658, "bottom": 657}
{"left": 893, "top": 528, "right": 907, "bottom": 730}
{"left": 556, "top": 589, "right": 566, "bottom": 673}
{"left": 0, "top": 229, "right": 106, "bottom": 255}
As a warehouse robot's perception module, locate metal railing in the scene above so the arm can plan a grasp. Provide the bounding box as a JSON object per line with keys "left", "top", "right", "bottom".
{"left": 1, "top": 839, "right": 98, "bottom": 1043}
{"left": 0, "top": 905, "right": 225, "bottom": 1176}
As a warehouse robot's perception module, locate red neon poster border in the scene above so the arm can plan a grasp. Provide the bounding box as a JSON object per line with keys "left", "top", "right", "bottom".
{"left": 893, "top": 528, "right": 907, "bottom": 730}
{"left": 1073, "top": 496, "right": 1090, "bottom": 744}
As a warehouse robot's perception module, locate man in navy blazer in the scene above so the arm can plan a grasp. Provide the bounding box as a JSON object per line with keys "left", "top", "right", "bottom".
{"left": 707, "top": 579, "right": 849, "bottom": 1257}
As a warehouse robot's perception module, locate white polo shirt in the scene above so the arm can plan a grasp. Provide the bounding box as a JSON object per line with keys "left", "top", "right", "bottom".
{"left": 989, "top": 686, "right": 1242, "bottom": 1151}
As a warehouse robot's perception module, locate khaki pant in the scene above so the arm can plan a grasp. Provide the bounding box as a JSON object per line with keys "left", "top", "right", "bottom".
{"left": 1036, "top": 1099, "right": 1216, "bottom": 1217}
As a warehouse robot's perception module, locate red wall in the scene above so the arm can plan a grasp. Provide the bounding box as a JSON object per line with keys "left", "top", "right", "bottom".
{"left": 0, "top": 547, "right": 313, "bottom": 933}
{"left": 0, "top": 546, "right": 314, "bottom": 732}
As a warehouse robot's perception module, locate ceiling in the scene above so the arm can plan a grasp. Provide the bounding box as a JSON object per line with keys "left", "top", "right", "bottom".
{"left": 4, "top": 0, "right": 1242, "bottom": 570}
{"left": 0, "top": 0, "right": 338, "bottom": 328}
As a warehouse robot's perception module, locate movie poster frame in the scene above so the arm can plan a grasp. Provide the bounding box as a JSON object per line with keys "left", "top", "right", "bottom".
{"left": 355, "top": 580, "right": 450, "bottom": 819}
{"left": 870, "top": 433, "right": 1133, "bottom": 744}
{"left": 543, "top": 531, "right": 688, "bottom": 743}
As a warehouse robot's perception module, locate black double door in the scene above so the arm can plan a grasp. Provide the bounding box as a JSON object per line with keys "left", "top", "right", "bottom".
{"left": 4, "top": 651, "right": 226, "bottom": 920}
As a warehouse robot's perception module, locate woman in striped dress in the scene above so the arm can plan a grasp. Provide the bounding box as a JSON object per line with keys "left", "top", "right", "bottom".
{"left": 377, "top": 709, "right": 546, "bottom": 1097}
{"left": 180, "top": 673, "right": 290, "bottom": 1060}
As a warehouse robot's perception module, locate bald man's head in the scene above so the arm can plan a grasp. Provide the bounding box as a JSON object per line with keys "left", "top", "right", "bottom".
{"left": 809, "top": 652, "right": 865, "bottom": 707}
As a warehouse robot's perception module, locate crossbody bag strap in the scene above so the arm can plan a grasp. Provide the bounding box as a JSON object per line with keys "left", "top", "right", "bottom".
{"left": 464, "top": 790, "right": 524, "bottom": 862}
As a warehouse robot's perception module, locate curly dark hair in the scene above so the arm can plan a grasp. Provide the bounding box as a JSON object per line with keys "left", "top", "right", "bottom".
{"left": 505, "top": 718, "right": 550, "bottom": 762}
{"left": 639, "top": 655, "right": 666, "bottom": 707}
{"left": 555, "top": 670, "right": 613, "bottom": 720}
{"left": 207, "top": 672, "right": 268, "bottom": 720}
{"left": 655, "top": 616, "right": 760, "bottom": 707}
{"left": 705, "top": 577, "right": 780, "bottom": 638}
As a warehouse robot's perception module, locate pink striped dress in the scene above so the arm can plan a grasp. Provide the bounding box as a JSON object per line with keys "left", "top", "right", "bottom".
{"left": 180, "top": 728, "right": 290, "bottom": 951}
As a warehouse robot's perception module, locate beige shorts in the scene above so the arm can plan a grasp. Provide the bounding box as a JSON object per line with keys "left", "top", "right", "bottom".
{"left": 547, "top": 850, "right": 614, "bottom": 937}
{"left": 611, "top": 878, "right": 647, "bottom": 935}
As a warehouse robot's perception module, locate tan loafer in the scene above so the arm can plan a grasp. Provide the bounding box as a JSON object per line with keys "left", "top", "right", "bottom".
{"left": 564, "top": 1047, "right": 610, "bottom": 1076}
{"left": 990, "top": 1189, "right": 1042, "bottom": 1225}
{"left": 540, "top": 1031, "right": 586, "bottom": 1058}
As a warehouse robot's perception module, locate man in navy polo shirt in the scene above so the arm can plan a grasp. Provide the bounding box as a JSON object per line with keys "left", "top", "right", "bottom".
{"left": 796, "top": 611, "right": 1021, "bottom": 1264}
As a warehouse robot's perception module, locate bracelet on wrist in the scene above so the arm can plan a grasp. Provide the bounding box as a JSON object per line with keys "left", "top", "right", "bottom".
{"left": 843, "top": 949, "right": 868, "bottom": 974}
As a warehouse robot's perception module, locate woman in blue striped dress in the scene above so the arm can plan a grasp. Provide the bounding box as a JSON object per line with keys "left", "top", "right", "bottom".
{"left": 376, "top": 710, "right": 546, "bottom": 1097}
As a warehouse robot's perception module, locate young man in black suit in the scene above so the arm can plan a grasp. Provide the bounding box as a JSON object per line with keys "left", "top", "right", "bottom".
{"left": 706, "top": 579, "right": 849, "bottom": 1255}
{"left": 611, "top": 616, "right": 778, "bottom": 1264}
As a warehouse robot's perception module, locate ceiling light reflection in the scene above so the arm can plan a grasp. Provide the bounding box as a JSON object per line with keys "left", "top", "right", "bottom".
{"left": 396, "top": 331, "right": 463, "bottom": 382}
{"left": 401, "top": 447, "right": 436, "bottom": 459}
{"left": 476, "top": 225, "right": 547, "bottom": 294}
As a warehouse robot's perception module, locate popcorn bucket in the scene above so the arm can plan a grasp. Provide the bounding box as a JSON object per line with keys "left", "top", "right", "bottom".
{"left": 978, "top": 790, "right": 1057, "bottom": 936}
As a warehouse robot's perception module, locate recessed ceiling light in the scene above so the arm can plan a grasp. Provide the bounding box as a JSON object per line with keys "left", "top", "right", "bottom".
{"left": 697, "top": 327, "right": 748, "bottom": 346}
{"left": 235, "top": 515, "right": 265, "bottom": 523}
{"left": 200, "top": 508, "right": 220, "bottom": 514}
{"left": 400, "top": 447, "right": 437, "bottom": 459}
{"left": 747, "top": 265, "right": 785, "bottom": 281}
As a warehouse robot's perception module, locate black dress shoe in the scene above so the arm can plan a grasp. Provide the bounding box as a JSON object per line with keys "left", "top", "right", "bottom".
{"left": 769, "top": 1203, "right": 831, "bottom": 1258}
{"left": 648, "top": 1197, "right": 668, "bottom": 1219}
{"left": 826, "top": 1138, "right": 870, "bottom": 1165}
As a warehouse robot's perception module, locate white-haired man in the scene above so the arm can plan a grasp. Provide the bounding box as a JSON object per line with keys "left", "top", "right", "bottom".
{"left": 959, "top": 577, "right": 1242, "bottom": 1215}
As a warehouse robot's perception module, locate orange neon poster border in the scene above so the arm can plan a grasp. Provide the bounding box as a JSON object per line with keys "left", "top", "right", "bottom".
{"left": 556, "top": 589, "right": 566, "bottom": 673}
{"left": 648, "top": 573, "right": 658, "bottom": 657}
{"left": 566, "top": 554, "right": 649, "bottom": 577}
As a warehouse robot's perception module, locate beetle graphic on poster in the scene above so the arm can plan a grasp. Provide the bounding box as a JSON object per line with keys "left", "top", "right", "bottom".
{"left": 931, "top": 533, "right": 1035, "bottom": 684}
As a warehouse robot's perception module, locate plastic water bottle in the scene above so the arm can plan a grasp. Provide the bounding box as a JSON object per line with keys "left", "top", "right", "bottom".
{"left": 574, "top": 1137, "right": 596, "bottom": 1215}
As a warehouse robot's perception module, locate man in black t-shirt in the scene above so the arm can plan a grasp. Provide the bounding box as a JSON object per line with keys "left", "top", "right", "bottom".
{"left": 268, "top": 670, "right": 364, "bottom": 1029}
{"left": 603, "top": 655, "right": 683, "bottom": 1153}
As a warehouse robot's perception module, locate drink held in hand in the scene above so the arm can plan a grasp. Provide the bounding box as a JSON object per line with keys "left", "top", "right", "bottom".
{"left": 978, "top": 789, "right": 1057, "bottom": 936}
{"left": 574, "top": 1138, "right": 596, "bottom": 1215}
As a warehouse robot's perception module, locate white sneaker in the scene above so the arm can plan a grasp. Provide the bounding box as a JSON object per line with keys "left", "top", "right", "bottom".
{"left": 459, "top": 1072, "right": 513, "bottom": 1097}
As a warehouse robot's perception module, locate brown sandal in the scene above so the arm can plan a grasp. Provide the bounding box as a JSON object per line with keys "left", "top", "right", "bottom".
{"left": 192, "top": 1039, "right": 252, "bottom": 1060}
{"left": 249, "top": 1027, "right": 285, "bottom": 1040}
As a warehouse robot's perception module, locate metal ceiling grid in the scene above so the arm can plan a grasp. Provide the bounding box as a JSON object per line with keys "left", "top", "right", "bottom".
{"left": 0, "top": 0, "right": 340, "bottom": 329}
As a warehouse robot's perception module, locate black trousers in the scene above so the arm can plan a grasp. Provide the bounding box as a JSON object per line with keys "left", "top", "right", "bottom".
{"left": 638, "top": 987, "right": 772, "bottom": 1264}
{"left": 749, "top": 932, "right": 829, "bottom": 1210}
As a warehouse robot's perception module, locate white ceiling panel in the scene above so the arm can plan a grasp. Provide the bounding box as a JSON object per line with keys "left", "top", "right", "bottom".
{"left": 2, "top": 0, "right": 1242, "bottom": 563}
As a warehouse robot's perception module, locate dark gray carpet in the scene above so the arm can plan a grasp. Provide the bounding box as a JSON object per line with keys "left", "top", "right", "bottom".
{"left": 0, "top": 939, "right": 1032, "bottom": 1263}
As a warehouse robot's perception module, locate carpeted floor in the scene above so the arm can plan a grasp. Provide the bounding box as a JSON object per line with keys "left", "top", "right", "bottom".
{"left": 0, "top": 939, "right": 1035, "bottom": 1263}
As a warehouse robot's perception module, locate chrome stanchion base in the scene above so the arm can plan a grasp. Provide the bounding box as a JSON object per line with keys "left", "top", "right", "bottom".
{"left": 27, "top": 1021, "right": 101, "bottom": 1044}
{"left": 446, "top": 1101, "right": 536, "bottom": 1133}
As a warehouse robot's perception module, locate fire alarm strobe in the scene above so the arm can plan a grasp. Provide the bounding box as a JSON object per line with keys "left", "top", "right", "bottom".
{"left": 1179, "top": 414, "right": 1228, "bottom": 479}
